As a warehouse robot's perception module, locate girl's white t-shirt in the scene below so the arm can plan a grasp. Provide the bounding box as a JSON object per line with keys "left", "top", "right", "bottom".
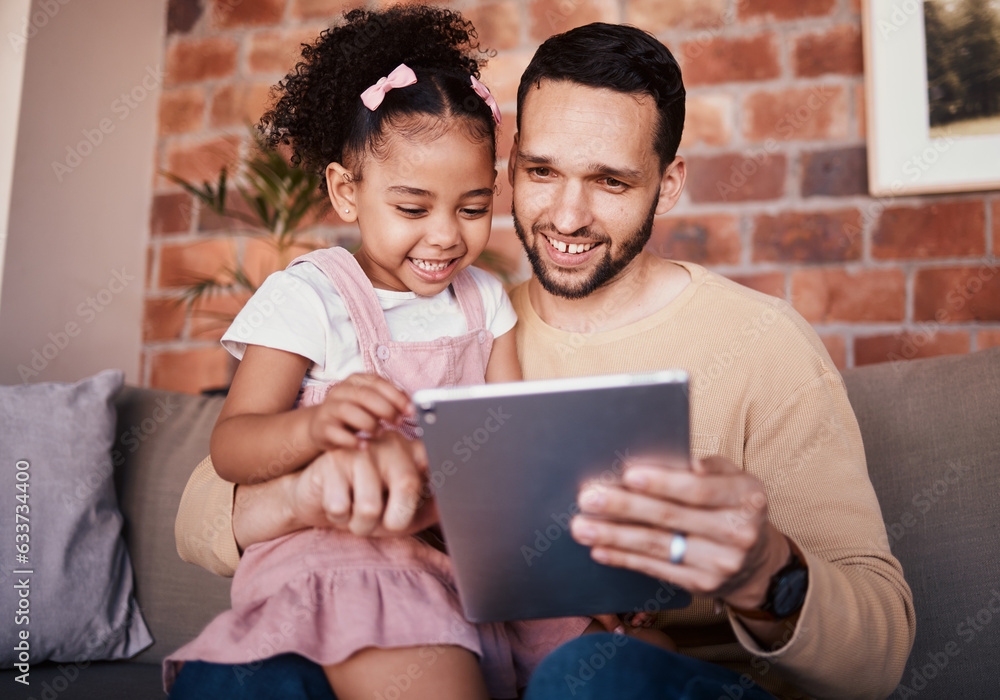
{"left": 221, "top": 262, "right": 517, "bottom": 388}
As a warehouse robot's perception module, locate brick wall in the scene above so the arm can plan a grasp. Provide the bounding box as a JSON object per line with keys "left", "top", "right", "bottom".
{"left": 147, "top": 0, "right": 1000, "bottom": 393}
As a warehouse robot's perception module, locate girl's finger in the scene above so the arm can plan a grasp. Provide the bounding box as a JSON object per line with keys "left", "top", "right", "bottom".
{"left": 348, "top": 450, "right": 384, "bottom": 536}
{"left": 327, "top": 401, "right": 383, "bottom": 434}
{"left": 343, "top": 374, "right": 413, "bottom": 417}
{"left": 319, "top": 425, "right": 363, "bottom": 451}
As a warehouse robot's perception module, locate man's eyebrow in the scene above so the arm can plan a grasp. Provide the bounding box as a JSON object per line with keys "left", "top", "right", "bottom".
{"left": 517, "top": 152, "right": 643, "bottom": 181}
{"left": 586, "top": 162, "right": 644, "bottom": 181}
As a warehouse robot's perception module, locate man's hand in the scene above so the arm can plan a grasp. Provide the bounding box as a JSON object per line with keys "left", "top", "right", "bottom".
{"left": 569, "top": 455, "right": 792, "bottom": 612}
{"left": 291, "top": 431, "right": 435, "bottom": 536}
{"left": 233, "top": 432, "right": 437, "bottom": 551}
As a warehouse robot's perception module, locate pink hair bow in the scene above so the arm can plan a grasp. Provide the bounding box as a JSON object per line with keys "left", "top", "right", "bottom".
{"left": 471, "top": 76, "right": 501, "bottom": 125}
{"left": 360, "top": 63, "right": 418, "bottom": 111}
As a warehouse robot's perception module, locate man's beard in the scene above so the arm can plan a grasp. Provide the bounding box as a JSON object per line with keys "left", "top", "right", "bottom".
{"left": 512, "top": 194, "right": 658, "bottom": 300}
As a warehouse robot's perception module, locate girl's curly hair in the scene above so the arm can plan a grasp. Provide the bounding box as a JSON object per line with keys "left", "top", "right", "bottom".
{"left": 259, "top": 5, "right": 496, "bottom": 190}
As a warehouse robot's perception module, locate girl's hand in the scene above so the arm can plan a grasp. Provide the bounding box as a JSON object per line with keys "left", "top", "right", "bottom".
{"left": 308, "top": 374, "right": 413, "bottom": 451}
{"left": 291, "top": 431, "right": 434, "bottom": 537}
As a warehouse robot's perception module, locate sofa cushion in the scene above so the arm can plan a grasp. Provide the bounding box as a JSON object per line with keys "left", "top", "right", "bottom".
{"left": 842, "top": 347, "right": 1000, "bottom": 699}
{"left": 111, "top": 386, "right": 232, "bottom": 664}
{"left": 2, "top": 661, "right": 163, "bottom": 700}
{"left": 0, "top": 370, "right": 153, "bottom": 669}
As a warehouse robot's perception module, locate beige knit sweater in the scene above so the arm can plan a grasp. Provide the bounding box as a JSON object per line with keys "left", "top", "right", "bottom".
{"left": 175, "top": 261, "right": 914, "bottom": 699}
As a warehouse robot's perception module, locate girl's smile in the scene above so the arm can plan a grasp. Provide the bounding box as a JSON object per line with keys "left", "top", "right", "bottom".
{"left": 327, "top": 118, "right": 497, "bottom": 297}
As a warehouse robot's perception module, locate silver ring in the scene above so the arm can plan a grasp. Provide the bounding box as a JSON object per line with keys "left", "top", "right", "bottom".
{"left": 669, "top": 532, "right": 687, "bottom": 565}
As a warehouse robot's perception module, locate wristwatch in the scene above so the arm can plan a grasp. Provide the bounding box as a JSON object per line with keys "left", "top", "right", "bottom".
{"left": 731, "top": 549, "right": 809, "bottom": 621}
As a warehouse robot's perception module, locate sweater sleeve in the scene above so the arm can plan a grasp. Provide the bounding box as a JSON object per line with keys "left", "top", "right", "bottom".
{"left": 175, "top": 456, "right": 240, "bottom": 577}
{"left": 734, "top": 370, "right": 916, "bottom": 699}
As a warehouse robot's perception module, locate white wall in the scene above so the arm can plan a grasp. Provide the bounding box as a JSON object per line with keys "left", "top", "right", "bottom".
{"left": 0, "top": 0, "right": 33, "bottom": 304}
{"left": 0, "top": 0, "right": 167, "bottom": 385}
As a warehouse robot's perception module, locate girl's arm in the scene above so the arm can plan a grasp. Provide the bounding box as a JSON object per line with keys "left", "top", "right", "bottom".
{"left": 484, "top": 329, "right": 522, "bottom": 384}
{"left": 211, "top": 344, "right": 411, "bottom": 484}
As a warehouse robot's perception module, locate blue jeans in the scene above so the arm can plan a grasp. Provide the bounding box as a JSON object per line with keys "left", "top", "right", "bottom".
{"left": 169, "top": 636, "right": 776, "bottom": 700}
{"left": 524, "top": 634, "right": 777, "bottom": 699}
{"left": 168, "top": 653, "right": 336, "bottom": 700}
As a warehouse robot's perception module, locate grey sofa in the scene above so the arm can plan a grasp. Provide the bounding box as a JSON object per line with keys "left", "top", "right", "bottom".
{"left": 3, "top": 347, "right": 998, "bottom": 699}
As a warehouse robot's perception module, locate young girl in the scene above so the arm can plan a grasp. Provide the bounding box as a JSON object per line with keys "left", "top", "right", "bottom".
{"left": 164, "top": 7, "right": 591, "bottom": 699}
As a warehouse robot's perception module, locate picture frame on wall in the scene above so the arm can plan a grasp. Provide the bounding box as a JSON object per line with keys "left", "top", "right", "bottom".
{"left": 862, "top": 0, "right": 1000, "bottom": 196}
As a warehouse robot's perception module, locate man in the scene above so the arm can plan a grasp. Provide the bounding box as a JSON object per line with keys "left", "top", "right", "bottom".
{"left": 174, "top": 23, "right": 914, "bottom": 699}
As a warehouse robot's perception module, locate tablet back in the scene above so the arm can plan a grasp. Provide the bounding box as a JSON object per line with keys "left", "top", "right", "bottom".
{"left": 414, "top": 371, "right": 692, "bottom": 623}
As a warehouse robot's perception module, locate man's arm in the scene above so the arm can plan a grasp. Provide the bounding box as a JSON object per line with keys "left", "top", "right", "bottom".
{"left": 175, "top": 434, "right": 437, "bottom": 577}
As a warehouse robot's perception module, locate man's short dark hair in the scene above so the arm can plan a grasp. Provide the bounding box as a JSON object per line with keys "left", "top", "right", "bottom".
{"left": 516, "top": 23, "right": 686, "bottom": 169}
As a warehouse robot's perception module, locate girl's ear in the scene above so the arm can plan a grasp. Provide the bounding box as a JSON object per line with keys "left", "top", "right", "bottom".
{"left": 325, "top": 162, "right": 359, "bottom": 223}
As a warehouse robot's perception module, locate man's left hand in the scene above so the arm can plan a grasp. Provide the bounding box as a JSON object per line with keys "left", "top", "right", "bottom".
{"left": 570, "top": 455, "right": 791, "bottom": 611}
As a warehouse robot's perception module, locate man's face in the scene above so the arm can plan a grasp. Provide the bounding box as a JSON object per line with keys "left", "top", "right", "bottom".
{"left": 509, "top": 80, "right": 670, "bottom": 299}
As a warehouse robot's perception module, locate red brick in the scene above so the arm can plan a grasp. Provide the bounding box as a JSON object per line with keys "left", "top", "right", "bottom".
{"left": 165, "top": 37, "right": 238, "bottom": 86}
{"left": 163, "top": 136, "right": 242, "bottom": 186}
{"left": 794, "top": 25, "right": 863, "bottom": 77}
{"left": 680, "top": 94, "right": 733, "bottom": 149}
{"left": 791, "top": 267, "right": 905, "bottom": 322}
{"left": 199, "top": 189, "right": 259, "bottom": 233}
{"left": 248, "top": 28, "right": 323, "bottom": 74}
{"left": 854, "top": 331, "right": 970, "bottom": 367}
{"left": 243, "top": 237, "right": 319, "bottom": 287}
{"left": 739, "top": 0, "right": 836, "bottom": 21}
{"left": 167, "top": 0, "right": 203, "bottom": 34}
{"left": 743, "top": 86, "right": 849, "bottom": 142}
{"left": 873, "top": 202, "right": 986, "bottom": 260}
{"left": 993, "top": 201, "right": 1000, "bottom": 254}
{"left": 190, "top": 293, "right": 252, "bottom": 340}
{"left": 977, "top": 329, "right": 1000, "bottom": 350}
{"left": 497, "top": 118, "right": 517, "bottom": 164}
{"left": 914, "top": 265, "right": 1000, "bottom": 322}
{"left": 626, "top": 0, "right": 727, "bottom": 31}
{"left": 159, "top": 239, "right": 237, "bottom": 289}
{"left": 151, "top": 192, "right": 195, "bottom": 236}
{"left": 801, "top": 146, "right": 868, "bottom": 198}
{"left": 686, "top": 153, "right": 786, "bottom": 204}
{"left": 209, "top": 0, "right": 286, "bottom": 29}
{"left": 753, "top": 210, "right": 862, "bottom": 263}
{"left": 727, "top": 272, "right": 786, "bottom": 299}
{"left": 158, "top": 88, "right": 206, "bottom": 135}
{"left": 647, "top": 215, "right": 741, "bottom": 265}
{"left": 494, "top": 178, "right": 513, "bottom": 219}
{"left": 855, "top": 83, "right": 867, "bottom": 140}
{"left": 150, "top": 347, "right": 233, "bottom": 394}
{"left": 849, "top": 0, "right": 862, "bottom": 13}
{"left": 680, "top": 35, "right": 781, "bottom": 87}
{"left": 291, "top": 0, "right": 361, "bottom": 20}
{"left": 480, "top": 50, "right": 534, "bottom": 106}
{"left": 210, "top": 83, "right": 275, "bottom": 128}
{"left": 465, "top": 2, "right": 522, "bottom": 51}
{"left": 529, "top": 0, "right": 618, "bottom": 43}
{"left": 819, "top": 334, "right": 847, "bottom": 370}
{"left": 143, "top": 298, "right": 188, "bottom": 342}
{"left": 146, "top": 246, "right": 155, "bottom": 290}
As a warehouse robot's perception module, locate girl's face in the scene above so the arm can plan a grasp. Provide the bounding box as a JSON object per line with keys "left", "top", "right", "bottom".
{"left": 341, "top": 121, "right": 496, "bottom": 296}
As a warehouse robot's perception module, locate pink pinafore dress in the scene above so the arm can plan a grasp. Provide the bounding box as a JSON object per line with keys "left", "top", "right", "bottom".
{"left": 164, "top": 248, "right": 590, "bottom": 697}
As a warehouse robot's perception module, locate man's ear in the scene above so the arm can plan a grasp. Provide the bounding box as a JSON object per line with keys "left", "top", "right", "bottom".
{"left": 506, "top": 133, "right": 519, "bottom": 187}
{"left": 326, "top": 163, "right": 358, "bottom": 223}
{"left": 654, "top": 156, "right": 686, "bottom": 216}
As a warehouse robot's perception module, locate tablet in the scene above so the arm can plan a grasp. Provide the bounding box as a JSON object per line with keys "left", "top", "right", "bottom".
{"left": 413, "top": 370, "right": 692, "bottom": 623}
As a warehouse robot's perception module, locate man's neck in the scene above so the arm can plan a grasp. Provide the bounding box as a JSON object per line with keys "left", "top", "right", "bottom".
{"left": 528, "top": 252, "right": 691, "bottom": 334}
